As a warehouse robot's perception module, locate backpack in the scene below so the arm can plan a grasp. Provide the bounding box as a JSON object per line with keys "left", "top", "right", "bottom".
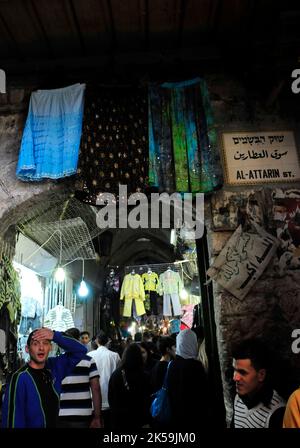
{"left": 150, "top": 361, "right": 172, "bottom": 424}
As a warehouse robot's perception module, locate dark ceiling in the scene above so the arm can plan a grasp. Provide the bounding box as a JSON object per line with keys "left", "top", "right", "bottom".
{"left": 1, "top": 0, "right": 300, "bottom": 81}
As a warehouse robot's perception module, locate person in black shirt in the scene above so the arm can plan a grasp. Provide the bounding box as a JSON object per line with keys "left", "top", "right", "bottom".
{"left": 150, "top": 336, "right": 176, "bottom": 393}
{"left": 26, "top": 364, "right": 59, "bottom": 427}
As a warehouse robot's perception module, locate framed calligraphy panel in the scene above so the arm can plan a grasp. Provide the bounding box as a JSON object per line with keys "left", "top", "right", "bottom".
{"left": 221, "top": 130, "right": 300, "bottom": 185}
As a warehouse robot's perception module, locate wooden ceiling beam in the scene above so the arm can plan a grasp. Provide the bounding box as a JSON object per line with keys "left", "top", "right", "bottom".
{"left": 139, "top": 0, "right": 149, "bottom": 51}
{"left": 0, "top": 10, "right": 24, "bottom": 59}
{"left": 106, "top": 0, "right": 117, "bottom": 53}
{"left": 176, "top": 0, "right": 188, "bottom": 48}
{"left": 2, "top": 45, "right": 222, "bottom": 77}
{"left": 64, "top": 0, "right": 86, "bottom": 57}
{"left": 208, "top": 0, "right": 221, "bottom": 29}
{"left": 24, "top": 0, "right": 54, "bottom": 59}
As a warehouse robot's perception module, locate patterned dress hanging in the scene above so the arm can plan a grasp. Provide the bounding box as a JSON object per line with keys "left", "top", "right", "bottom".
{"left": 149, "top": 77, "right": 223, "bottom": 193}
{"left": 75, "top": 86, "right": 148, "bottom": 204}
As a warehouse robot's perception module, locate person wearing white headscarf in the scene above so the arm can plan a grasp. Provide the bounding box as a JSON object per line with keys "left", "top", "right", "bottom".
{"left": 176, "top": 329, "right": 198, "bottom": 359}
{"left": 167, "top": 329, "right": 210, "bottom": 429}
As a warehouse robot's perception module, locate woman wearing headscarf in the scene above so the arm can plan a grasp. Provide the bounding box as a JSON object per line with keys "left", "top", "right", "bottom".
{"left": 167, "top": 329, "right": 210, "bottom": 429}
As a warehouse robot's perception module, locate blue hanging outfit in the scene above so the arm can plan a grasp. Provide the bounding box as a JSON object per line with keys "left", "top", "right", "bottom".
{"left": 16, "top": 83, "right": 85, "bottom": 181}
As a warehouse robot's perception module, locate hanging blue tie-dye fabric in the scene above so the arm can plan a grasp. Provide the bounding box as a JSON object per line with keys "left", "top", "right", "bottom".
{"left": 149, "top": 77, "right": 223, "bottom": 193}
{"left": 16, "top": 83, "right": 85, "bottom": 181}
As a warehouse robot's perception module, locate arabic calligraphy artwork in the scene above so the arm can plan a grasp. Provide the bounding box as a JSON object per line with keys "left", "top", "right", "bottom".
{"left": 207, "top": 223, "right": 279, "bottom": 300}
{"left": 221, "top": 131, "right": 300, "bottom": 185}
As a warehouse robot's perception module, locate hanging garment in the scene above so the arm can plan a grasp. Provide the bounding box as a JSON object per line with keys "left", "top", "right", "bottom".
{"left": 149, "top": 78, "right": 223, "bottom": 193}
{"left": 19, "top": 296, "right": 43, "bottom": 335}
{"left": 0, "top": 256, "right": 21, "bottom": 325}
{"left": 144, "top": 292, "right": 151, "bottom": 314}
{"left": 103, "top": 271, "right": 121, "bottom": 326}
{"left": 180, "top": 304, "right": 195, "bottom": 328}
{"left": 163, "top": 293, "right": 181, "bottom": 317}
{"left": 21, "top": 297, "right": 42, "bottom": 319}
{"left": 44, "top": 304, "right": 74, "bottom": 332}
{"left": 0, "top": 69, "right": 5, "bottom": 93}
{"left": 148, "top": 291, "right": 158, "bottom": 315}
{"left": 158, "top": 270, "right": 183, "bottom": 317}
{"left": 16, "top": 83, "right": 85, "bottom": 181}
{"left": 75, "top": 85, "right": 148, "bottom": 204}
{"left": 19, "top": 315, "right": 41, "bottom": 335}
{"left": 142, "top": 272, "right": 159, "bottom": 315}
{"left": 141, "top": 272, "right": 159, "bottom": 292}
{"left": 157, "top": 270, "right": 184, "bottom": 296}
{"left": 120, "top": 274, "right": 146, "bottom": 317}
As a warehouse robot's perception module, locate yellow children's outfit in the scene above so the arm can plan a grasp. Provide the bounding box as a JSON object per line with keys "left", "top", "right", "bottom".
{"left": 120, "top": 273, "right": 146, "bottom": 317}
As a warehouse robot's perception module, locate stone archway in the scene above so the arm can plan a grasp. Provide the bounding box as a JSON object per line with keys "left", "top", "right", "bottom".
{"left": 0, "top": 111, "right": 76, "bottom": 239}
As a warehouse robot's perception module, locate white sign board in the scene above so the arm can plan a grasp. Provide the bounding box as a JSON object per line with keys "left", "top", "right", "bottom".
{"left": 207, "top": 223, "right": 279, "bottom": 300}
{"left": 221, "top": 131, "right": 300, "bottom": 185}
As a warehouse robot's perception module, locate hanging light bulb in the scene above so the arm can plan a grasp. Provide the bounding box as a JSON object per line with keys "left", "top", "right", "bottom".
{"left": 78, "top": 258, "right": 88, "bottom": 297}
{"left": 78, "top": 279, "right": 88, "bottom": 297}
{"left": 55, "top": 267, "right": 65, "bottom": 282}
{"left": 55, "top": 230, "right": 65, "bottom": 282}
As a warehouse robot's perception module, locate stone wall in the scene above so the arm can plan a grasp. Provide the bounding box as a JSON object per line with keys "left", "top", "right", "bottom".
{"left": 206, "top": 73, "right": 300, "bottom": 424}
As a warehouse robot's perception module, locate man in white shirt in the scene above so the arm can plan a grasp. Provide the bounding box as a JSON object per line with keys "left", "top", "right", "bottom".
{"left": 88, "top": 331, "right": 120, "bottom": 428}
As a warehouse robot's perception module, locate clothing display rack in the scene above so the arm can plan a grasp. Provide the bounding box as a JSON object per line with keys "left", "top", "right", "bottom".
{"left": 124, "top": 260, "right": 190, "bottom": 276}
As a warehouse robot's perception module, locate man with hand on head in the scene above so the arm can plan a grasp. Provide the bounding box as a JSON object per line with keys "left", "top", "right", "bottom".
{"left": 2, "top": 327, "right": 87, "bottom": 428}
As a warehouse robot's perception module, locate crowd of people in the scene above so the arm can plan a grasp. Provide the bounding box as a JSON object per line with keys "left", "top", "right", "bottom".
{"left": 1, "top": 325, "right": 300, "bottom": 429}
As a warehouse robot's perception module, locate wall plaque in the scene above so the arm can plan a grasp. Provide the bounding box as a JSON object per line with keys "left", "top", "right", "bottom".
{"left": 221, "top": 130, "right": 300, "bottom": 185}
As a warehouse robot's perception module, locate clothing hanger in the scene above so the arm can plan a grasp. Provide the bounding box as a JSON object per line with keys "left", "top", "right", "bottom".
{"left": 147, "top": 267, "right": 152, "bottom": 274}
{"left": 131, "top": 269, "right": 135, "bottom": 275}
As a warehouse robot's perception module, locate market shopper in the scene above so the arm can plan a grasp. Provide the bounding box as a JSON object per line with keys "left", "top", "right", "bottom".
{"left": 150, "top": 336, "right": 176, "bottom": 392}
{"left": 283, "top": 387, "right": 300, "bottom": 428}
{"left": 232, "top": 338, "right": 286, "bottom": 428}
{"left": 58, "top": 328, "right": 102, "bottom": 428}
{"left": 88, "top": 330, "right": 120, "bottom": 428}
{"left": 139, "top": 341, "right": 158, "bottom": 374}
{"left": 80, "top": 330, "right": 92, "bottom": 351}
{"left": 167, "top": 329, "right": 210, "bottom": 430}
{"left": 108, "top": 342, "right": 151, "bottom": 429}
{"left": 2, "top": 327, "right": 87, "bottom": 428}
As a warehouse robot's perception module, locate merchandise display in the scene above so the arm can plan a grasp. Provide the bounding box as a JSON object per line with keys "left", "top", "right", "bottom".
{"left": 44, "top": 303, "right": 74, "bottom": 332}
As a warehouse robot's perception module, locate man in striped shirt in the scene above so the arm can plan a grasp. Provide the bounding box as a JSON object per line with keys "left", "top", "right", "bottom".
{"left": 58, "top": 328, "right": 103, "bottom": 428}
{"left": 232, "top": 338, "right": 286, "bottom": 428}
